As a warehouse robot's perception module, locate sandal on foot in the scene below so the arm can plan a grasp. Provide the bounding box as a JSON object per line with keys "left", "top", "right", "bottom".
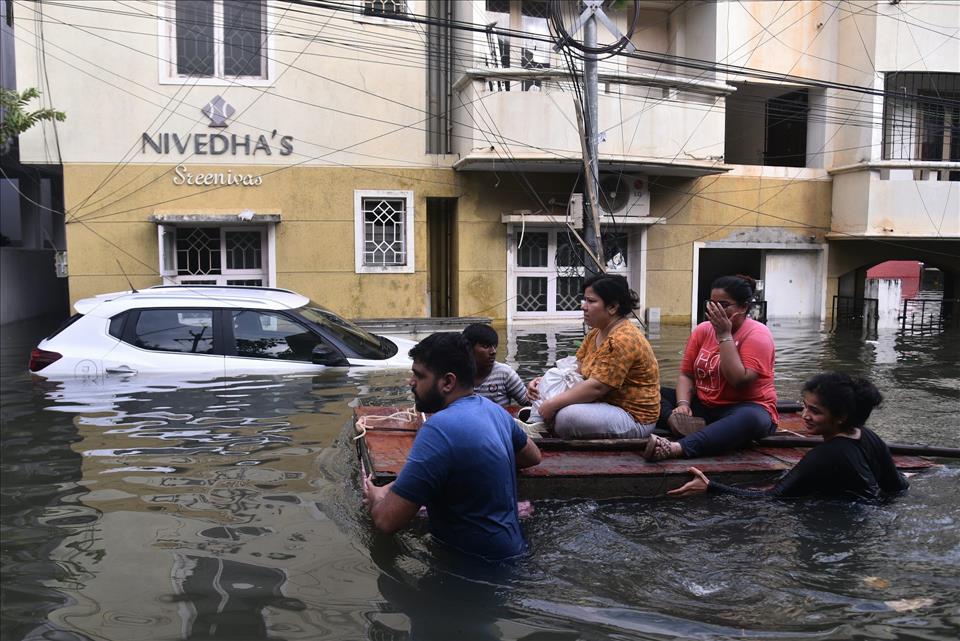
{"left": 644, "top": 433, "right": 679, "bottom": 462}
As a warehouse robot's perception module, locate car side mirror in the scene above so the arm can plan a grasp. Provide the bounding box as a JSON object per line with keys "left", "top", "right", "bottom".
{"left": 311, "top": 343, "right": 348, "bottom": 367}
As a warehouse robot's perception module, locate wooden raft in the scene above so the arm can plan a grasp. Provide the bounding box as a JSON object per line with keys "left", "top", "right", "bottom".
{"left": 354, "top": 407, "right": 936, "bottom": 499}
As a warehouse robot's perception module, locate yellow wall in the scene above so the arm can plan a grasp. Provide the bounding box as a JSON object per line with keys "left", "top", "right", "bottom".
{"left": 64, "top": 164, "right": 835, "bottom": 323}
{"left": 63, "top": 164, "right": 461, "bottom": 319}
{"left": 645, "top": 173, "right": 833, "bottom": 323}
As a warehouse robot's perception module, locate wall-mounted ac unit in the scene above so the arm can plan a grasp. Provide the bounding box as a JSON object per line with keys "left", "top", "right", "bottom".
{"left": 597, "top": 174, "right": 649, "bottom": 219}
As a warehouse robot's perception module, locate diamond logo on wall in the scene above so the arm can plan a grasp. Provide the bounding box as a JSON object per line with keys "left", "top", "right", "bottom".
{"left": 202, "top": 96, "right": 235, "bottom": 128}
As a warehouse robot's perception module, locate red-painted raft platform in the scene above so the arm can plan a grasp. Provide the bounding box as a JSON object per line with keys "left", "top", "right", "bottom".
{"left": 355, "top": 407, "right": 936, "bottom": 499}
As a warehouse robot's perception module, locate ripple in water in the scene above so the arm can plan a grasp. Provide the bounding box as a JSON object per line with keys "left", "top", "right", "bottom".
{"left": 1, "top": 319, "right": 957, "bottom": 640}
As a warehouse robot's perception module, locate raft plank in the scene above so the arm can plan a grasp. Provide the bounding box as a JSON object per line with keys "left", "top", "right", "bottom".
{"left": 355, "top": 407, "right": 937, "bottom": 498}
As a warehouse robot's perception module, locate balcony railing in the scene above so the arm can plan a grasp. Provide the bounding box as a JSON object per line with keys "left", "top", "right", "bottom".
{"left": 452, "top": 67, "right": 734, "bottom": 174}
{"left": 829, "top": 160, "right": 960, "bottom": 237}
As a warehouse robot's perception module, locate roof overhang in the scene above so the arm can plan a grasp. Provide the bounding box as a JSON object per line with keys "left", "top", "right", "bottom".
{"left": 453, "top": 154, "right": 732, "bottom": 178}
{"left": 149, "top": 211, "right": 281, "bottom": 224}
{"left": 825, "top": 232, "right": 960, "bottom": 241}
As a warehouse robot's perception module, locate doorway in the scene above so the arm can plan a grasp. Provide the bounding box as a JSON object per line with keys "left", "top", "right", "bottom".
{"left": 427, "top": 198, "right": 457, "bottom": 317}
{"left": 696, "top": 248, "right": 762, "bottom": 324}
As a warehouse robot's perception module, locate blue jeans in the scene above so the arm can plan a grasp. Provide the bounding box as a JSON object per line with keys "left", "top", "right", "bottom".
{"left": 659, "top": 387, "right": 775, "bottom": 458}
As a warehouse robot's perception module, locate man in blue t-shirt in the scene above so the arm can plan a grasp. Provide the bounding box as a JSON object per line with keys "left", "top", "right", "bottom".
{"left": 362, "top": 332, "right": 542, "bottom": 561}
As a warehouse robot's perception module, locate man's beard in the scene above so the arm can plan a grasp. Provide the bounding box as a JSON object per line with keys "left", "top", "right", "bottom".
{"left": 413, "top": 381, "right": 445, "bottom": 414}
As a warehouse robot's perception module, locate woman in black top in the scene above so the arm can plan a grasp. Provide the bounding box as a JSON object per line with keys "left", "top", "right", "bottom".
{"left": 668, "top": 372, "right": 909, "bottom": 501}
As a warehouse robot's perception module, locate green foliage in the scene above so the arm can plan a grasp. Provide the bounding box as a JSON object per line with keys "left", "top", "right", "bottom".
{"left": 0, "top": 87, "right": 66, "bottom": 146}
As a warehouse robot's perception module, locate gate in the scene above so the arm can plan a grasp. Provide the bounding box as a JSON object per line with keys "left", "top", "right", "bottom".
{"left": 900, "top": 297, "right": 960, "bottom": 333}
{"left": 832, "top": 296, "right": 879, "bottom": 332}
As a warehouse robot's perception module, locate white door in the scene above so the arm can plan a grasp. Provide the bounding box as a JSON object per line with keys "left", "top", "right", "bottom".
{"left": 763, "top": 251, "right": 821, "bottom": 319}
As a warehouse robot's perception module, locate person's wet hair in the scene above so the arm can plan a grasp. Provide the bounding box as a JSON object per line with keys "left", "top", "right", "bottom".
{"left": 582, "top": 274, "right": 639, "bottom": 317}
{"left": 462, "top": 323, "right": 498, "bottom": 348}
{"left": 711, "top": 274, "right": 757, "bottom": 309}
{"left": 409, "top": 332, "right": 476, "bottom": 389}
{"left": 802, "top": 372, "right": 883, "bottom": 430}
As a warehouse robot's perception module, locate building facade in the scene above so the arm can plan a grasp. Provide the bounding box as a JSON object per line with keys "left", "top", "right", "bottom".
{"left": 12, "top": 1, "right": 959, "bottom": 326}
{"left": 1, "top": 0, "right": 68, "bottom": 324}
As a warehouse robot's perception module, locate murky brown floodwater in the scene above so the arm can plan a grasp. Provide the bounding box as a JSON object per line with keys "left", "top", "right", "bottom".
{"left": 1, "top": 316, "right": 958, "bottom": 641}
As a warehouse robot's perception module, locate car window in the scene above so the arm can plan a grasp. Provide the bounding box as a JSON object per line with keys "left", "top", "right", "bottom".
{"left": 133, "top": 309, "right": 215, "bottom": 354}
{"left": 232, "top": 311, "right": 323, "bottom": 361}
{"left": 109, "top": 312, "right": 128, "bottom": 339}
{"left": 294, "top": 306, "right": 393, "bottom": 359}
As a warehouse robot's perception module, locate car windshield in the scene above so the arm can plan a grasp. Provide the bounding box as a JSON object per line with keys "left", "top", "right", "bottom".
{"left": 294, "top": 306, "right": 394, "bottom": 360}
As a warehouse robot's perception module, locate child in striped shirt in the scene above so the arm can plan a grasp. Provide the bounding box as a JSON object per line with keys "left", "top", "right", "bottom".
{"left": 462, "top": 324, "right": 529, "bottom": 407}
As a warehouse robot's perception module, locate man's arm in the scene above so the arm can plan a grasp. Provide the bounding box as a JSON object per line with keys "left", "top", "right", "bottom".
{"left": 363, "top": 477, "right": 421, "bottom": 534}
{"left": 516, "top": 437, "right": 542, "bottom": 469}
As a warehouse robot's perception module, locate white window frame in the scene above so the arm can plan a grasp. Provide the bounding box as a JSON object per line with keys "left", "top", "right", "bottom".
{"left": 157, "top": 0, "right": 275, "bottom": 86}
{"left": 507, "top": 225, "right": 632, "bottom": 321}
{"left": 158, "top": 224, "right": 275, "bottom": 286}
{"left": 481, "top": 0, "right": 554, "bottom": 90}
{"left": 354, "top": 0, "right": 412, "bottom": 26}
{"left": 354, "top": 190, "right": 415, "bottom": 274}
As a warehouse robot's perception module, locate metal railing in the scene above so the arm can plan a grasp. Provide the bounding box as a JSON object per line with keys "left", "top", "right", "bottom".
{"left": 900, "top": 297, "right": 960, "bottom": 333}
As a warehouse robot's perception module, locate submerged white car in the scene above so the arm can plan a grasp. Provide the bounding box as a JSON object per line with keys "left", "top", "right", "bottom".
{"left": 29, "top": 286, "right": 416, "bottom": 379}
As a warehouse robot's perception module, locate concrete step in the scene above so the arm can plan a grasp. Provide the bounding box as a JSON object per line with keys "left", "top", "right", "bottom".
{"left": 352, "top": 316, "right": 492, "bottom": 334}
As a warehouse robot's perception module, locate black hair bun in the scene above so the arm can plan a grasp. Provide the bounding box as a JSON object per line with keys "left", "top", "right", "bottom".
{"left": 735, "top": 274, "right": 757, "bottom": 294}
{"left": 851, "top": 376, "right": 884, "bottom": 411}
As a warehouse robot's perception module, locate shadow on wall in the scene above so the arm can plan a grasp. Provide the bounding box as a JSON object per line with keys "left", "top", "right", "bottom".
{"left": 0, "top": 247, "right": 68, "bottom": 324}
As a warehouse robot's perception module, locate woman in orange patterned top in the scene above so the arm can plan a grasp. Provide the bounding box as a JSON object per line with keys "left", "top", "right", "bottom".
{"left": 527, "top": 274, "right": 661, "bottom": 439}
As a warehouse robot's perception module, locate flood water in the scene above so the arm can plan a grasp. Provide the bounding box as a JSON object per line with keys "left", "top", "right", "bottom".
{"left": 1, "top": 317, "right": 958, "bottom": 641}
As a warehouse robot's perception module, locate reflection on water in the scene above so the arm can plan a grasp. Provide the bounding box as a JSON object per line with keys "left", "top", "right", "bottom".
{"left": 1, "top": 317, "right": 958, "bottom": 641}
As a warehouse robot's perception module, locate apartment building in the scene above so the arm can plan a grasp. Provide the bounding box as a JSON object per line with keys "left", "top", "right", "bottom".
{"left": 11, "top": 1, "right": 959, "bottom": 325}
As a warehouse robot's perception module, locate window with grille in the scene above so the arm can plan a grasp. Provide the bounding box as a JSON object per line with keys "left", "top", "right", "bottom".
{"left": 355, "top": 191, "right": 415, "bottom": 273}
{"left": 362, "top": 0, "right": 407, "bottom": 17}
{"left": 883, "top": 72, "right": 960, "bottom": 165}
{"left": 511, "top": 227, "right": 630, "bottom": 318}
{"left": 161, "top": 226, "right": 267, "bottom": 286}
{"left": 161, "top": 0, "right": 270, "bottom": 83}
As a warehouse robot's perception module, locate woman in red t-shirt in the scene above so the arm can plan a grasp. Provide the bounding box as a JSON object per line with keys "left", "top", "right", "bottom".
{"left": 644, "top": 275, "right": 777, "bottom": 461}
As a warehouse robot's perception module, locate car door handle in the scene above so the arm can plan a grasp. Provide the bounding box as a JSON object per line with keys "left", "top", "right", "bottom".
{"left": 105, "top": 365, "right": 137, "bottom": 375}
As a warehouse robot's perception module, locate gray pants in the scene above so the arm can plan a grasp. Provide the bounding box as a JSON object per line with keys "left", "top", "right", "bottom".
{"left": 553, "top": 402, "right": 656, "bottom": 440}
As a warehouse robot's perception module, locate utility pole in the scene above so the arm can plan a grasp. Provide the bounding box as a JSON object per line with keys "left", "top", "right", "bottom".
{"left": 582, "top": 11, "right": 602, "bottom": 278}
{"left": 553, "top": 1, "right": 636, "bottom": 278}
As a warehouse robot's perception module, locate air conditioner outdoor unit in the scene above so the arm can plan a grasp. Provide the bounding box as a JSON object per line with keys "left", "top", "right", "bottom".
{"left": 597, "top": 173, "right": 649, "bottom": 219}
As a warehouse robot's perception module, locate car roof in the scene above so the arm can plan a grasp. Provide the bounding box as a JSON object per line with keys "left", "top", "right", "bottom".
{"left": 74, "top": 286, "right": 311, "bottom": 317}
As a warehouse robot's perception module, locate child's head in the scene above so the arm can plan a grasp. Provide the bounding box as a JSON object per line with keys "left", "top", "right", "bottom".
{"left": 462, "top": 323, "right": 498, "bottom": 374}
{"left": 462, "top": 323, "right": 498, "bottom": 348}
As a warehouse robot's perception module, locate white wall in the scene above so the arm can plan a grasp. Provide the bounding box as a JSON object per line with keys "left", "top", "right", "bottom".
{"left": 831, "top": 168, "right": 960, "bottom": 237}
{"left": 865, "top": 277, "right": 902, "bottom": 329}
{"left": 874, "top": 1, "right": 960, "bottom": 73}
{"left": 15, "top": 1, "right": 432, "bottom": 167}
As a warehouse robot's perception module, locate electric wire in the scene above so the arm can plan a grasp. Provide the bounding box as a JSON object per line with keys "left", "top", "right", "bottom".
{"left": 9, "top": 0, "right": 958, "bottom": 308}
